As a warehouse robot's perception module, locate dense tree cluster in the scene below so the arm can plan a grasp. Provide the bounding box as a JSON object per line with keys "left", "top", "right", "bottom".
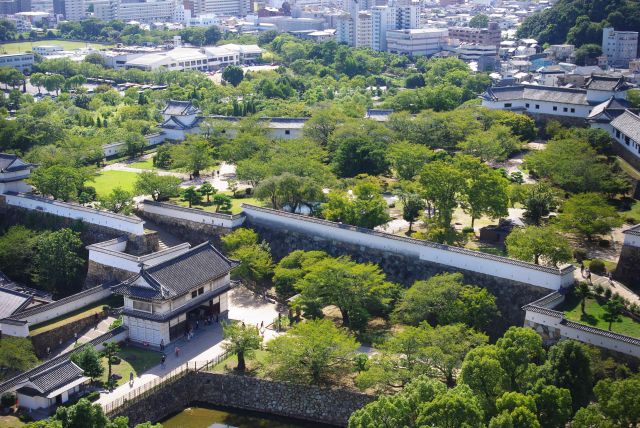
{"left": 517, "top": 0, "right": 640, "bottom": 48}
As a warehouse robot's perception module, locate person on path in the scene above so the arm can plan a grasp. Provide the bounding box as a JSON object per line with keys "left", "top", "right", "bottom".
{"left": 129, "top": 371, "right": 134, "bottom": 387}
{"left": 161, "top": 354, "right": 166, "bottom": 368}
{"left": 160, "top": 339, "right": 164, "bottom": 351}
{"left": 608, "top": 271, "right": 613, "bottom": 285}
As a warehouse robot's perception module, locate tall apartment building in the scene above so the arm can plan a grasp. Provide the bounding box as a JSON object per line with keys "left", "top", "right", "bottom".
{"left": 0, "top": 0, "right": 30, "bottom": 14}
{"left": 370, "top": 0, "right": 419, "bottom": 51}
{"left": 602, "top": 27, "right": 639, "bottom": 67}
{"left": 387, "top": 28, "right": 448, "bottom": 56}
{"left": 188, "top": 0, "right": 249, "bottom": 17}
{"left": 393, "top": 0, "right": 418, "bottom": 30}
{"left": 356, "top": 11, "right": 371, "bottom": 48}
{"left": 336, "top": 13, "right": 354, "bottom": 45}
{"left": 448, "top": 22, "right": 501, "bottom": 48}
{"left": 53, "top": 0, "right": 85, "bottom": 20}
{"left": 94, "top": 0, "right": 179, "bottom": 22}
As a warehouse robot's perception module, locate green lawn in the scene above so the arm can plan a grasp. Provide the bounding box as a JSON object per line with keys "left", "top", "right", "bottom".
{"left": 101, "top": 346, "right": 161, "bottom": 387}
{"left": 620, "top": 200, "right": 640, "bottom": 224}
{"left": 209, "top": 349, "right": 269, "bottom": 375}
{"left": 170, "top": 193, "right": 263, "bottom": 215}
{"left": 558, "top": 294, "right": 640, "bottom": 338}
{"left": 0, "top": 416, "right": 24, "bottom": 428}
{"left": 128, "top": 158, "right": 156, "bottom": 170}
{"left": 0, "top": 40, "right": 113, "bottom": 54}
{"left": 91, "top": 170, "right": 140, "bottom": 198}
{"left": 29, "top": 295, "right": 123, "bottom": 336}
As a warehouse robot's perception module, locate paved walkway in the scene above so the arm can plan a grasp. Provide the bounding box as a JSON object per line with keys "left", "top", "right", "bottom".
{"left": 96, "top": 287, "right": 284, "bottom": 409}
{"left": 50, "top": 316, "right": 117, "bottom": 358}
{"left": 575, "top": 270, "right": 639, "bottom": 305}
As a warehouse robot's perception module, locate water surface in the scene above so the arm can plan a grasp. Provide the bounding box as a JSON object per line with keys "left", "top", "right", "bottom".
{"left": 162, "top": 406, "right": 332, "bottom": 428}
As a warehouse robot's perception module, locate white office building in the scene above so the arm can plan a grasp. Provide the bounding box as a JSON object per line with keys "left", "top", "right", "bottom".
{"left": 371, "top": 1, "right": 420, "bottom": 52}
{"left": 190, "top": 0, "right": 250, "bottom": 17}
{"left": 355, "top": 11, "right": 371, "bottom": 48}
{"left": 336, "top": 13, "right": 354, "bottom": 45}
{"left": 187, "top": 12, "right": 219, "bottom": 26}
{"left": 58, "top": 0, "right": 85, "bottom": 20}
{"left": 602, "top": 27, "right": 639, "bottom": 68}
{"left": 386, "top": 28, "right": 448, "bottom": 57}
{"left": 115, "top": 0, "right": 178, "bottom": 23}
{"left": 0, "top": 53, "right": 34, "bottom": 72}
{"left": 32, "top": 45, "right": 63, "bottom": 56}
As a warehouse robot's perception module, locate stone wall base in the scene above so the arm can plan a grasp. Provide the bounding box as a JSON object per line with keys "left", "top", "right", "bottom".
{"left": 30, "top": 310, "right": 108, "bottom": 358}
{"left": 112, "top": 372, "right": 374, "bottom": 427}
{"left": 137, "top": 211, "right": 232, "bottom": 247}
{"left": 85, "top": 261, "right": 135, "bottom": 288}
{"left": 247, "top": 221, "right": 551, "bottom": 336}
{"left": 614, "top": 244, "right": 640, "bottom": 292}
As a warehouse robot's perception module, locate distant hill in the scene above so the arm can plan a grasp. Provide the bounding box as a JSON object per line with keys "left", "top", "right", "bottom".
{"left": 516, "top": 0, "right": 640, "bottom": 48}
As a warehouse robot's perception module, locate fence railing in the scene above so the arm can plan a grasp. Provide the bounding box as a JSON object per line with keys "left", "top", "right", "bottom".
{"left": 103, "top": 350, "right": 231, "bottom": 416}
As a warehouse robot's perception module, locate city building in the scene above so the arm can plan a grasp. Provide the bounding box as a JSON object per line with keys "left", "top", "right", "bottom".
{"left": 0, "top": 52, "right": 34, "bottom": 72}
{"left": 355, "top": 11, "right": 371, "bottom": 48}
{"left": 113, "top": 241, "right": 237, "bottom": 346}
{"left": 187, "top": 12, "right": 219, "bottom": 26}
{"left": 188, "top": 0, "right": 250, "bottom": 18}
{"left": 602, "top": 27, "right": 639, "bottom": 68}
{"left": 114, "top": 0, "right": 178, "bottom": 23}
{"left": 53, "top": 0, "right": 85, "bottom": 20}
{"left": 386, "top": 28, "right": 448, "bottom": 57}
{"left": 0, "top": 0, "right": 31, "bottom": 14}
{"left": 336, "top": 13, "right": 354, "bottom": 45}
{"left": 448, "top": 22, "right": 501, "bottom": 49}
{"left": 32, "top": 45, "right": 63, "bottom": 56}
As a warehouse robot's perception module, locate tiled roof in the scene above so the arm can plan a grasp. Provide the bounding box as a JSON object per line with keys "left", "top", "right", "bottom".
{"left": 585, "top": 75, "right": 630, "bottom": 92}
{"left": 0, "top": 326, "right": 126, "bottom": 395}
{"left": 0, "top": 153, "right": 33, "bottom": 172}
{"left": 587, "top": 97, "right": 632, "bottom": 122}
{"left": 561, "top": 319, "right": 640, "bottom": 346}
{"left": 0, "top": 287, "right": 32, "bottom": 319}
{"left": 116, "top": 242, "right": 237, "bottom": 300}
{"left": 623, "top": 224, "right": 640, "bottom": 236}
{"left": 27, "top": 360, "right": 84, "bottom": 394}
{"left": 611, "top": 110, "right": 640, "bottom": 143}
{"left": 481, "top": 84, "right": 589, "bottom": 105}
{"left": 162, "top": 100, "right": 200, "bottom": 116}
{"left": 159, "top": 116, "right": 193, "bottom": 130}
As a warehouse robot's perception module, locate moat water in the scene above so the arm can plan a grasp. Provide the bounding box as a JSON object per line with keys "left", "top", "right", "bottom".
{"left": 161, "top": 406, "right": 332, "bottom": 428}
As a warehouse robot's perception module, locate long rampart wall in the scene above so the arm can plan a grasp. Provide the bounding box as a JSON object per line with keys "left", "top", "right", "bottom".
{"left": 242, "top": 205, "right": 574, "bottom": 290}
{"left": 2, "top": 193, "right": 145, "bottom": 236}
{"left": 242, "top": 205, "right": 575, "bottom": 332}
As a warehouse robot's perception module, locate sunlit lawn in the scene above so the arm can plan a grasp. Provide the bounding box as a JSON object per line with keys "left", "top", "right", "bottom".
{"left": 29, "top": 296, "right": 123, "bottom": 336}
{"left": 91, "top": 170, "right": 139, "bottom": 198}
{"left": 128, "top": 158, "right": 156, "bottom": 170}
{"left": 209, "top": 349, "right": 269, "bottom": 376}
{"left": 100, "top": 346, "right": 161, "bottom": 387}
{"left": 0, "top": 40, "right": 113, "bottom": 54}
{"left": 558, "top": 294, "right": 640, "bottom": 338}
{"left": 0, "top": 416, "right": 24, "bottom": 427}
{"left": 170, "top": 193, "right": 263, "bottom": 215}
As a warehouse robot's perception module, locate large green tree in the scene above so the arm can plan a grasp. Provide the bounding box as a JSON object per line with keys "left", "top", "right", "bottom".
{"left": 171, "top": 136, "right": 214, "bottom": 177}
{"left": 222, "top": 321, "right": 262, "bottom": 372}
{"left": 71, "top": 345, "right": 104, "bottom": 381}
{"left": 557, "top": 193, "right": 622, "bottom": 241}
{"left": 420, "top": 159, "right": 466, "bottom": 228}
{"left": 267, "top": 319, "right": 359, "bottom": 385}
{"left": 135, "top": 172, "right": 181, "bottom": 201}
{"left": 321, "top": 181, "right": 390, "bottom": 229}
{"left": 296, "top": 256, "right": 399, "bottom": 330}
{"left": 35, "top": 228, "right": 84, "bottom": 294}
{"left": 505, "top": 225, "right": 572, "bottom": 267}
{"left": 0, "top": 336, "right": 38, "bottom": 381}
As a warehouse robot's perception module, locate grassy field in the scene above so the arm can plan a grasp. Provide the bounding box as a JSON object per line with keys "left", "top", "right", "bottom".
{"left": 91, "top": 170, "right": 140, "bottom": 198}
{"left": 101, "top": 346, "right": 161, "bottom": 387}
{"left": 0, "top": 416, "right": 24, "bottom": 427}
{"left": 0, "top": 40, "right": 113, "bottom": 54}
{"left": 128, "top": 158, "right": 156, "bottom": 170}
{"left": 170, "top": 193, "right": 262, "bottom": 215}
{"left": 29, "top": 295, "right": 123, "bottom": 336}
{"left": 620, "top": 200, "right": 640, "bottom": 224}
{"left": 558, "top": 294, "right": 640, "bottom": 338}
{"left": 210, "top": 349, "right": 269, "bottom": 375}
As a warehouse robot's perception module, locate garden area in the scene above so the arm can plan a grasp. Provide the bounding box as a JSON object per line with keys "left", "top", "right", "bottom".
{"left": 99, "top": 345, "right": 161, "bottom": 388}
{"left": 558, "top": 293, "right": 640, "bottom": 338}
{"left": 28, "top": 295, "right": 123, "bottom": 336}
{"left": 91, "top": 170, "right": 139, "bottom": 198}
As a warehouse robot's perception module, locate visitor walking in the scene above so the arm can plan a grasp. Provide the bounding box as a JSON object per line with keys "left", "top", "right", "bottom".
{"left": 129, "top": 371, "right": 134, "bottom": 387}
{"left": 160, "top": 339, "right": 165, "bottom": 351}
{"left": 161, "top": 354, "right": 166, "bottom": 368}
{"left": 608, "top": 271, "right": 613, "bottom": 285}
